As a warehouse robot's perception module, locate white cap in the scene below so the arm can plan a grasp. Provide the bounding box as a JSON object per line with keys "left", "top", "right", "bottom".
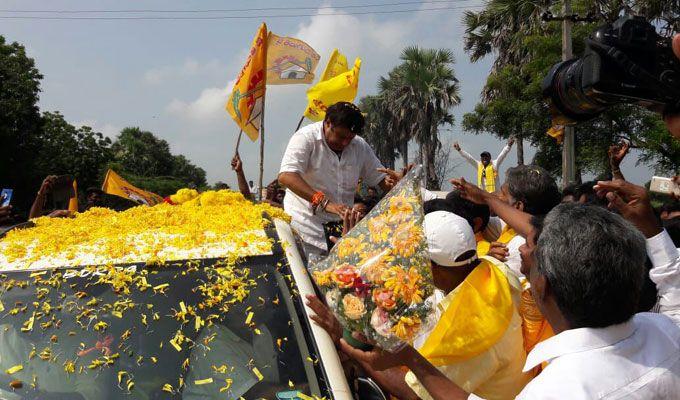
{"left": 424, "top": 211, "right": 478, "bottom": 267}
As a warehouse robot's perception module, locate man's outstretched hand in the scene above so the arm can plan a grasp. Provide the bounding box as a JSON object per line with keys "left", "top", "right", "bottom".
{"left": 594, "top": 180, "right": 661, "bottom": 238}
{"left": 450, "top": 177, "right": 489, "bottom": 205}
{"left": 339, "top": 337, "right": 416, "bottom": 371}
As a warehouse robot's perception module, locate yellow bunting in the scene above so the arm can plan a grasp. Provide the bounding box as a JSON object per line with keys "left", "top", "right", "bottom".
{"left": 194, "top": 378, "right": 213, "bottom": 385}
{"left": 6, "top": 365, "right": 23, "bottom": 374}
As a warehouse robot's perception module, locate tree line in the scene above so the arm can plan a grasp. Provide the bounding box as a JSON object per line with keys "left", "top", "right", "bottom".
{"left": 1, "top": 36, "right": 208, "bottom": 217}
{"left": 361, "top": 0, "right": 679, "bottom": 190}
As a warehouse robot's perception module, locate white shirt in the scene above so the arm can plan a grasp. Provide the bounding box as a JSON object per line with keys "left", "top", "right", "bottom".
{"left": 517, "top": 229, "right": 680, "bottom": 399}
{"left": 279, "top": 121, "right": 385, "bottom": 250}
{"left": 504, "top": 235, "right": 524, "bottom": 280}
{"left": 458, "top": 144, "right": 511, "bottom": 189}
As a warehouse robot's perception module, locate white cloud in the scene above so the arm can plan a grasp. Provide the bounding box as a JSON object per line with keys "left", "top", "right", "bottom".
{"left": 144, "top": 58, "right": 227, "bottom": 85}
{"left": 165, "top": 80, "right": 234, "bottom": 123}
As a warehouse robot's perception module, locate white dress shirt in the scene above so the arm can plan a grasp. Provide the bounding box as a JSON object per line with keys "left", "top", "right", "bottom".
{"left": 457, "top": 144, "right": 511, "bottom": 189}
{"left": 517, "top": 229, "right": 680, "bottom": 399}
{"left": 279, "top": 121, "right": 385, "bottom": 251}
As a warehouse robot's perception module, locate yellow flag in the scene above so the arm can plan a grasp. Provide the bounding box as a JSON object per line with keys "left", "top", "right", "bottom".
{"left": 68, "top": 179, "right": 78, "bottom": 213}
{"left": 547, "top": 124, "right": 564, "bottom": 143}
{"left": 101, "top": 169, "right": 163, "bottom": 206}
{"left": 226, "top": 23, "right": 268, "bottom": 141}
{"left": 303, "top": 57, "right": 361, "bottom": 121}
{"left": 418, "top": 257, "right": 515, "bottom": 366}
{"left": 319, "top": 49, "right": 348, "bottom": 82}
{"left": 266, "top": 33, "right": 320, "bottom": 85}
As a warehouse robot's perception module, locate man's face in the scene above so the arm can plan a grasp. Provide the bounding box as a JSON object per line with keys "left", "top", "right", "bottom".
{"left": 324, "top": 120, "right": 356, "bottom": 152}
{"left": 500, "top": 183, "right": 523, "bottom": 211}
{"left": 367, "top": 188, "right": 377, "bottom": 198}
{"left": 481, "top": 155, "right": 491, "bottom": 166}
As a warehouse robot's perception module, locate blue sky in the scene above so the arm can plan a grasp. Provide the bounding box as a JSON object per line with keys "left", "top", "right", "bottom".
{"left": 1, "top": 0, "right": 652, "bottom": 188}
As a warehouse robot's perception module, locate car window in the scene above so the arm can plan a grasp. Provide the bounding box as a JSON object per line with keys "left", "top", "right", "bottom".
{"left": 0, "top": 255, "right": 328, "bottom": 399}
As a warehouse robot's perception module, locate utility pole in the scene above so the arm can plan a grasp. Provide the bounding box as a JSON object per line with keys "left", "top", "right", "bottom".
{"left": 561, "top": 0, "right": 576, "bottom": 187}
{"left": 543, "top": 7, "right": 596, "bottom": 187}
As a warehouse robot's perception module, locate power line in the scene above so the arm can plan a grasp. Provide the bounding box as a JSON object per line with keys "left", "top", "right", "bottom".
{"left": 0, "top": 5, "right": 485, "bottom": 20}
{"left": 0, "top": 0, "right": 475, "bottom": 14}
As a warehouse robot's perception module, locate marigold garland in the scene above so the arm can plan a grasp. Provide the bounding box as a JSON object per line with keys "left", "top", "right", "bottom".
{"left": 0, "top": 189, "right": 289, "bottom": 269}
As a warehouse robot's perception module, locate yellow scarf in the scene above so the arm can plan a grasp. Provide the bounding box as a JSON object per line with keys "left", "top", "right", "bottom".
{"left": 418, "top": 256, "right": 515, "bottom": 366}
{"left": 476, "top": 226, "right": 516, "bottom": 257}
{"left": 477, "top": 163, "right": 496, "bottom": 193}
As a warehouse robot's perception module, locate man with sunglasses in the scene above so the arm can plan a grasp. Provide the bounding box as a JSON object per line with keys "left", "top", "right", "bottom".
{"left": 278, "top": 101, "right": 394, "bottom": 259}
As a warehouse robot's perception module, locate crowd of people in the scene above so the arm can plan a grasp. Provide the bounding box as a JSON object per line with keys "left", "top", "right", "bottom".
{"left": 274, "top": 85, "right": 680, "bottom": 397}
{"left": 1, "top": 36, "right": 679, "bottom": 400}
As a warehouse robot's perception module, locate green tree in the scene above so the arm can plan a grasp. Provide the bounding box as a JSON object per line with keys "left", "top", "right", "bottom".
{"left": 37, "top": 112, "right": 114, "bottom": 190}
{"left": 380, "top": 47, "right": 461, "bottom": 189}
{"left": 0, "top": 35, "right": 44, "bottom": 211}
{"left": 462, "top": 0, "right": 680, "bottom": 180}
{"left": 111, "top": 127, "right": 207, "bottom": 188}
{"left": 359, "top": 95, "right": 397, "bottom": 169}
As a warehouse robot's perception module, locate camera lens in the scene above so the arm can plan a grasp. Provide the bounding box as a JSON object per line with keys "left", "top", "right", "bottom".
{"left": 542, "top": 58, "right": 612, "bottom": 125}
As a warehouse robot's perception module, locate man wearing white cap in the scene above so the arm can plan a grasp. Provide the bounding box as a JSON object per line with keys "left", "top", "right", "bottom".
{"left": 306, "top": 210, "right": 531, "bottom": 400}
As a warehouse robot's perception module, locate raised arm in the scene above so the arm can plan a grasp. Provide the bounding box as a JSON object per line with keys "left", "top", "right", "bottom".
{"left": 451, "top": 177, "right": 534, "bottom": 238}
{"left": 453, "top": 142, "right": 478, "bottom": 168}
{"left": 29, "top": 176, "right": 55, "bottom": 219}
{"left": 493, "top": 137, "right": 514, "bottom": 168}
{"left": 231, "top": 154, "right": 253, "bottom": 201}
{"left": 593, "top": 180, "right": 680, "bottom": 323}
{"left": 608, "top": 141, "right": 629, "bottom": 181}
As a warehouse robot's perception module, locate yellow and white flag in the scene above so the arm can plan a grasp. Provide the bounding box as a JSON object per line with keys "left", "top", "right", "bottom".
{"left": 226, "top": 23, "right": 268, "bottom": 141}
{"left": 303, "top": 57, "right": 361, "bottom": 121}
{"left": 101, "top": 169, "right": 163, "bottom": 206}
{"left": 266, "top": 33, "right": 320, "bottom": 85}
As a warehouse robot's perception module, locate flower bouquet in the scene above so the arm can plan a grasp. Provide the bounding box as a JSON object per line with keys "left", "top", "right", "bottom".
{"left": 312, "top": 166, "right": 435, "bottom": 351}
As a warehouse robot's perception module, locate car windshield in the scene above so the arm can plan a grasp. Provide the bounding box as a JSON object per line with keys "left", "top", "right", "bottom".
{"left": 0, "top": 253, "right": 326, "bottom": 399}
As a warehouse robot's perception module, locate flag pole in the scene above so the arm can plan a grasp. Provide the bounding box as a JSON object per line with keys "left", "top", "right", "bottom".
{"left": 258, "top": 99, "right": 266, "bottom": 202}
{"left": 234, "top": 129, "right": 243, "bottom": 156}
{"left": 295, "top": 116, "right": 304, "bottom": 132}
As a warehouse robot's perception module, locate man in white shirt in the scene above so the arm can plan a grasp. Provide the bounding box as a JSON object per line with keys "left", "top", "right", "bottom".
{"left": 278, "top": 102, "right": 393, "bottom": 258}
{"left": 340, "top": 179, "right": 680, "bottom": 400}
{"left": 483, "top": 165, "right": 561, "bottom": 279}
{"left": 454, "top": 137, "right": 514, "bottom": 193}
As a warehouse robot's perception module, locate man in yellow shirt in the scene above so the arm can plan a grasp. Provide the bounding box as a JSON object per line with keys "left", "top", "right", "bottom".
{"left": 454, "top": 137, "right": 514, "bottom": 193}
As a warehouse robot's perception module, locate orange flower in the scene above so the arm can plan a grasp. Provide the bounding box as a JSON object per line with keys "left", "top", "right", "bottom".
{"left": 391, "top": 316, "right": 422, "bottom": 341}
{"left": 382, "top": 266, "right": 424, "bottom": 305}
{"left": 331, "top": 264, "right": 359, "bottom": 288}
{"left": 391, "top": 224, "right": 423, "bottom": 259}
{"left": 367, "top": 215, "right": 390, "bottom": 243}
{"left": 313, "top": 268, "right": 334, "bottom": 287}
{"left": 336, "top": 235, "right": 366, "bottom": 260}
{"left": 372, "top": 289, "right": 397, "bottom": 311}
{"left": 342, "top": 294, "right": 366, "bottom": 320}
{"left": 388, "top": 196, "right": 414, "bottom": 219}
{"left": 360, "top": 251, "right": 392, "bottom": 285}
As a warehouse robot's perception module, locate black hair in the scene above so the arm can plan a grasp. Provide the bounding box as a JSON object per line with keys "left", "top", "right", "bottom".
{"left": 325, "top": 102, "right": 365, "bottom": 134}
{"left": 575, "top": 180, "right": 608, "bottom": 207}
{"left": 424, "top": 193, "right": 490, "bottom": 233}
{"left": 561, "top": 183, "right": 578, "bottom": 200}
{"left": 353, "top": 196, "right": 376, "bottom": 212}
{"left": 480, "top": 151, "right": 491, "bottom": 158}
{"left": 505, "top": 165, "right": 561, "bottom": 216}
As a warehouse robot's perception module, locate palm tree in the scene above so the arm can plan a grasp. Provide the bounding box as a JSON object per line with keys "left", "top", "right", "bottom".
{"left": 359, "top": 95, "right": 397, "bottom": 169}
{"left": 382, "top": 47, "right": 460, "bottom": 189}
{"left": 378, "top": 69, "right": 415, "bottom": 169}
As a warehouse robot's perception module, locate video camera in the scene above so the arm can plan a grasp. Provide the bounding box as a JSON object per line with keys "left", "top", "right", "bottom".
{"left": 543, "top": 15, "right": 680, "bottom": 125}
